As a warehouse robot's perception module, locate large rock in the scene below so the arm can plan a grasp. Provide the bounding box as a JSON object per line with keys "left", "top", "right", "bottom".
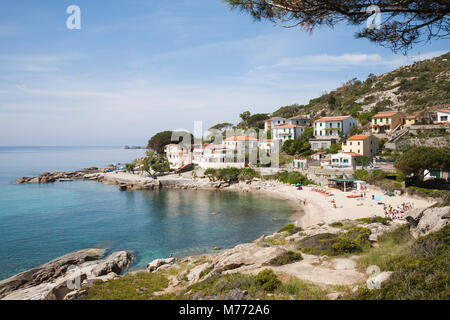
{"left": 0, "top": 249, "right": 133, "bottom": 300}
{"left": 406, "top": 206, "right": 450, "bottom": 238}
{"left": 146, "top": 258, "right": 175, "bottom": 272}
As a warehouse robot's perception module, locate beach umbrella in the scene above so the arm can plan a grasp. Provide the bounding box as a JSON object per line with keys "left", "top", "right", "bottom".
{"left": 374, "top": 195, "right": 382, "bottom": 202}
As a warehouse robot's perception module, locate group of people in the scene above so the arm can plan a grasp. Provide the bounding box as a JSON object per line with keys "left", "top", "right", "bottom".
{"left": 383, "top": 202, "right": 415, "bottom": 220}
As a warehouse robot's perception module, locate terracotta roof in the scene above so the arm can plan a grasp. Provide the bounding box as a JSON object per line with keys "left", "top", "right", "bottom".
{"left": 347, "top": 134, "right": 371, "bottom": 141}
{"left": 437, "top": 109, "right": 450, "bottom": 114}
{"left": 343, "top": 152, "right": 363, "bottom": 156}
{"left": 322, "top": 158, "right": 331, "bottom": 161}
{"left": 273, "top": 124, "right": 304, "bottom": 129}
{"left": 312, "top": 152, "right": 325, "bottom": 156}
{"left": 224, "top": 136, "right": 257, "bottom": 141}
{"left": 315, "top": 116, "right": 351, "bottom": 122}
{"left": 372, "top": 111, "right": 401, "bottom": 118}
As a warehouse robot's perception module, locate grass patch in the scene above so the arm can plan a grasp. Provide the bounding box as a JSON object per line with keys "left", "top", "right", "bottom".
{"left": 85, "top": 271, "right": 169, "bottom": 300}
{"left": 357, "top": 217, "right": 392, "bottom": 225}
{"left": 267, "top": 251, "right": 303, "bottom": 266}
{"left": 352, "top": 224, "right": 450, "bottom": 300}
{"left": 357, "top": 225, "right": 414, "bottom": 271}
{"left": 329, "top": 222, "right": 344, "bottom": 228}
{"left": 161, "top": 270, "right": 328, "bottom": 300}
{"left": 296, "top": 227, "right": 372, "bottom": 256}
{"left": 278, "top": 223, "right": 302, "bottom": 235}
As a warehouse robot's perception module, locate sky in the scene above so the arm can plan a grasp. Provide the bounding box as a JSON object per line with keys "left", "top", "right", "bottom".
{"left": 0, "top": 0, "right": 449, "bottom": 146}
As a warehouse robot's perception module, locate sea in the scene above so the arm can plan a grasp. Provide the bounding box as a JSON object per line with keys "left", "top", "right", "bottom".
{"left": 0, "top": 146, "right": 295, "bottom": 280}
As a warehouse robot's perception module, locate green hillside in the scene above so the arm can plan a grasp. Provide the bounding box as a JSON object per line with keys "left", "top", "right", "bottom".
{"left": 270, "top": 52, "right": 450, "bottom": 125}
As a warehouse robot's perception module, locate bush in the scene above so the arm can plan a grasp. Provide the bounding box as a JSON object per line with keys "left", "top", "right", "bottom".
{"left": 357, "top": 217, "right": 391, "bottom": 225}
{"left": 278, "top": 223, "right": 302, "bottom": 235}
{"left": 329, "top": 222, "right": 344, "bottom": 228}
{"left": 256, "top": 269, "right": 281, "bottom": 292}
{"left": 276, "top": 171, "right": 313, "bottom": 185}
{"left": 353, "top": 225, "right": 449, "bottom": 300}
{"left": 204, "top": 168, "right": 258, "bottom": 183}
{"left": 296, "top": 227, "right": 372, "bottom": 256}
{"left": 268, "top": 251, "right": 303, "bottom": 266}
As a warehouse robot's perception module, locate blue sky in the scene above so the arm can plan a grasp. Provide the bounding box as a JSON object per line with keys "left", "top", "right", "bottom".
{"left": 0, "top": 0, "right": 448, "bottom": 146}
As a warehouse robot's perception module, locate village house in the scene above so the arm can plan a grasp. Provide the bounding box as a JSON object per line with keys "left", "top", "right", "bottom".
{"left": 436, "top": 109, "right": 450, "bottom": 123}
{"left": 342, "top": 134, "right": 379, "bottom": 158}
{"left": 404, "top": 114, "right": 421, "bottom": 126}
{"left": 314, "top": 115, "right": 356, "bottom": 138}
{"left": 311, "top": 151, "right": 328, "bottom": 161}
{"left": 371, "top": 111, "right": 404, "bottom": 134}
{"left": 272, "top": 124, "right": 306, "bottom": 142}
{"left": 309, "top": 137, "right": 339, "bottom": 151}
{"left": 192, "top": 144, "right": 245, "bottom": 169}
{"left": 329, "top": 152, "right": 359, "bottom": 170}
{"left": 287, "top": 115, "right": 309, "bottom": 126}
{"left": 293, "top": 157, "right": 313, "bottom": 170}
{"left": 164, "top": 144, "right": 193, "bottom": 170}
{"left": 224, "top": 136, "right": 258, "bottom": 150}
{"left": 258, "top": 139, "right": 282, "bottom": 155}
{"left": 264, "top": 117, "right": 286, "bottom": 132}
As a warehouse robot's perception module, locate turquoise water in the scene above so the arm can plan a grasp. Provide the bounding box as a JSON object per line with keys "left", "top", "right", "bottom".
{"left": 0, "top": 147, "right": 295, "bottom": 280}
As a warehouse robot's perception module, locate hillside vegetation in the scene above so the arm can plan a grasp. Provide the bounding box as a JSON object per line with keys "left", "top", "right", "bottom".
{"left": 271, "top": 52, "right": 450, "bottom": 124}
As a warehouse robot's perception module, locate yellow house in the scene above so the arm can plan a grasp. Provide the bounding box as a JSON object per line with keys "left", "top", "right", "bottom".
{"left": 371, "top": 111, "right": 404, "bottom": 134}
{"left": 404, "top": 115, "right": 420, "bottom": 126}
{"left": 342, "top": 134, "right": 379, "bottom": 157}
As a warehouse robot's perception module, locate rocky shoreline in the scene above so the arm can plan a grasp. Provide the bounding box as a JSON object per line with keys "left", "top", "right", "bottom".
{"left": 1, "top": 204, "right": 447, "bottom": 300}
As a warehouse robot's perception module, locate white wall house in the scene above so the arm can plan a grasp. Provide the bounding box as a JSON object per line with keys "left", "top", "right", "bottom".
{"left": 314, "top": 115, "right": 356, "bottom": 138}
{"left": 258, "top": 139, "right": 282, "bottom": 155}
{"left": 437, "top": 109, "right": 450, "bottom": 123}
{"left": 224, "top": 136, "right": 258, "bottom": 150}
{"left": 192, "top": 144, "right": 245, "bottom": 169}
{"left": 264, "top": 117, "right": 286, "bottom": 132}
{"left": 329, "top": 152, "right": 358, "bottom": 169}
{"left": 272, "top": 124, "right": 305, "bottom": 142}
{"left": 287, "top": 115, "right": 309, "bottom": 126}
{"left": 164, "top": 144, "right": 193, "bottom": 170}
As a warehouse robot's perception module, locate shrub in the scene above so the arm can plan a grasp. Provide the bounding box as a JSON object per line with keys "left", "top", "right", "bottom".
{"left": 268, "top": 251, "right": 303, "bottom": 266}
{"left": 276, "top": 171, "right": 313, "bottom": 185}
{"left": 256, "top": 269, "right": 281, "bottom": 292}
{"left": 278, "top": 223, "right": 302, "bottom": 235}
{"left": 329, "top": 222, "right": 344, "bottom": 228}
{"left": 357, "top": 217, "right": 391, "bottom": 225}
{"left": 353, "top": 225, "right": 449, "bottom": 300}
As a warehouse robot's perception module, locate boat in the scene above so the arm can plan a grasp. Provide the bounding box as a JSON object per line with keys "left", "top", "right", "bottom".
{"left": 58, "top": 178, "right": 73, "bottom": 182}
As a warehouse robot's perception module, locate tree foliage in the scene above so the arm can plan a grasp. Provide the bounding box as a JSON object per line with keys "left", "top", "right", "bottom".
{"left": 142, "top": 150, "right": 171, "bottom": 174}
{"left": 147, "top": 131, "right": 174, "bottom": 153}
{"left": 224, "top": 0, "right": 450, "bottom": 53}
{"left": 394, "top": 146, "right": 450, "bottom": 180}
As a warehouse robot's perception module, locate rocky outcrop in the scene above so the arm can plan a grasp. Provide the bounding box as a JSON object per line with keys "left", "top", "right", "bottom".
{"left": 146, "top": 258, "right": 175, "bottom": 272}
{"left": 13, "top": 167, "right": 102, "bottom": 184}
{"left": 0, "top": 249, "right": 133, "bottom": 300}
{"left": 406, "top": 206, "right": 450, "bottom": 238}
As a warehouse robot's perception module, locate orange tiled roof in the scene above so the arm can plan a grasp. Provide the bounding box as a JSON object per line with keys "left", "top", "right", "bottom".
{"left": 437, "top": 109, "right": 450, "bottom": 113}
{"left": 372, "top": 111, "right": 401, "bottom": 118}
{"left": 273, "top": 124, "right": 304, "bottom": 129}
{"left": 347, "top": 134, "right": 371, "bottom": 141}
{"left": 344, "top": 152, "right": 363, "bottom": 156}
{"left": 224, "top": 136, "right": 257, "bottom": 141}
{"left": 312, "top": 152, "right": 325, "bottom": 156}
{"left": 315, "top": 115, "right": 351, "bottom": 122}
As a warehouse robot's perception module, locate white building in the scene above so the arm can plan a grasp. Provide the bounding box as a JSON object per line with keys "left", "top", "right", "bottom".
{"left": 436, "top": 109, "right": 450, "bottom": 123}
{"left": 264, "top": 117, "right": 286, "bottom": 132}
{"left": 314, "top": 115, "right": 356, "bottom": 138}
{"left": 164, "top": 144, "right": 193, "bottom": 170}
{"left": 224, "top": 136, "right": 258, "bottom": 150}
{"left": 192, "top": 144, "right": 245, "bottom": 169}
{"left": 329, "top": 152, "right": 359, "bottom": 169}
{"left": 258, "top": 139, "right": 282, "bottom": 155}
{"left": 287, "top": 115, "right": 309, "bottom": 126}
{"left": 272, "top": 124, "right": 305, "bottom": 142}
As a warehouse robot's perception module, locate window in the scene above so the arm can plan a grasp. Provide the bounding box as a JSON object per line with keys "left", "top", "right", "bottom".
{"left": 386, "top": 118, "right": 389, "bottom": 123}
{"left": 337, "top": 122, "right": 340, "bottom": 128}
{"left": 358, "top": 142, "right": 360, "bottom": 146}
{"left": 350, "top": 142, "right": 352, "bottom": 146}
{"left": 358, "top": 150, "right": 360, "bottom": 154}
{"left": 374, "top": 119, "right": 377, "bottom": 124}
